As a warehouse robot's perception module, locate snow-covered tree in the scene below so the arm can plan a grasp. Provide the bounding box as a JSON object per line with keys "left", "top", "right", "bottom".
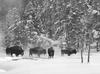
{"left": 6, "top": 7, "right": 20, "bottom": 29}
{"left": 21, "top": 1, "right": 45, "bottom": 47}
{"left": 5, "top": 7, "right": 21, "bottom": 47}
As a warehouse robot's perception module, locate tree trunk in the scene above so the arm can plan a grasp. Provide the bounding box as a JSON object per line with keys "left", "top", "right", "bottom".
{"left": 96, "top": 41, "right": 99, "bottom": 52}
{"left": 48, "top": 29, "right": 53, "bottom": 39}
{"left": 87, "top": 44, "right": 90, "bottom": 63}
{"left": 77, "top": 38, "right": 80, "bottom": 51}
{"left": 81, "top": 48, "right": 83, "bottom": 63}
{"left": 81, "top": 40, "right": 84, "bottom": 63}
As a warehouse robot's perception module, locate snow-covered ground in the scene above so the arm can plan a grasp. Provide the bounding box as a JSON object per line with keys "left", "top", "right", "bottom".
{"left": 0, "top": 52, "right": 100, "bottom": 74}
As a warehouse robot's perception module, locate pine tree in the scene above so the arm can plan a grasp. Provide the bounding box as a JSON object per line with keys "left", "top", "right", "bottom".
{"left": 6, "top": 7, "right": 20, "bottom": 29}
{"left": 12, "top": 21, "right": 28, "bottom": 46}
{"left": 23, "top": 1, "right": 36, "bottom": 20}
{"left": 22, "top": 1, "right": 43, "bottom": 46}
{"left": 5, "top": 7, "right": 21, "bottom": 47}
{"left": 5, "top": 1, "right": 45, "bottom": 48}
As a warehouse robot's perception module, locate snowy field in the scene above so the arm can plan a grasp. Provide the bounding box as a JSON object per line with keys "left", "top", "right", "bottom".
{"left": 0, "top": 52, "right": 100, "bottom": 74}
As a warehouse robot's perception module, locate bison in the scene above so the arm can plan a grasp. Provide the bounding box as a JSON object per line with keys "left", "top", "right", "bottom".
{"left": 48, "top": 47, "right": 54, "bottom": 58}
{"left": 6, "top": 46, "right": 24, "bottom": 57}
{"left": 61, "top": 50, "right": 70, "bottom": 56}
{"left": 61, "top": 47, "right": 77, "bottom": 56}
{"left": 6, "top": 47, "right": 11, "bottom": 55}
{"left": 70, "top": 49, "right": 77, "bottom": 55}
{"left": 29, "top": 47, "right": 46, "bottom": 57}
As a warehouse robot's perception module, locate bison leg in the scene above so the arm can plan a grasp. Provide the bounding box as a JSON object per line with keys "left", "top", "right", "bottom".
{"left": 68, "top": 53, "right": 70, "bottom": 56}
{"left": 21, "top": 52, "right": 24, "bottom": 56}
{"left": 16, "top": 54, "right": 19, "bottom": 57}
{"left": 48, "top": 53, "right": 51, "bottom": 59}
{"left": 11, "top": 53, "right": 13, "bottom": 57}
{"left": 48, "top": 56, "right": 51, "bottom": 59}
{"left": 38, "top": 53, "right": 40, "bottom": 57}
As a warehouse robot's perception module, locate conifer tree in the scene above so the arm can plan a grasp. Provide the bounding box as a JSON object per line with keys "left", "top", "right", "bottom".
{"left": 5, "top": 7, "right": 21, "bottom": 47}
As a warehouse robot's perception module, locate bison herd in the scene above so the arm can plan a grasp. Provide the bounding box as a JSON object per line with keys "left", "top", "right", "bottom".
{"left": 5, "top": 46, "right": 77, "bottom": 58}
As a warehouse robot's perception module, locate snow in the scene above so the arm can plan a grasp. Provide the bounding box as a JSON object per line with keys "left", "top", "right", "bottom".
{"left": 0, "top": 52, "right": 100, "bottom": 74}
{"left": 92, "top": 30, "right": 99, "bottom": 38}
{"left": 39, "top": 35, "right": 61, "bottom": 46}
{"left": 92, "top": 10, "right": 98, "bottom": 14}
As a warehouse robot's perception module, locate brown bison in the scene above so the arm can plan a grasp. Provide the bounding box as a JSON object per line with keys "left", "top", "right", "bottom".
{"left": 48, "top": 47, "right": 54, "bottom": 58}
{"left": 6, "top": 46, "right": 24, "bottom": 57}
{"left": 29, "top": 47, "right": 46, "bottom": 57}
{"left": 61, "top": 47, "right": 77, "bottom": 56}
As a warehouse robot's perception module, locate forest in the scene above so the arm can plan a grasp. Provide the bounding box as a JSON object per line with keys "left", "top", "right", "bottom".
{"left": 1, "top": 1, "right": 100, "bottom": 73}
{"left": 0, "top": 0, "right": 100, "bottom": 56}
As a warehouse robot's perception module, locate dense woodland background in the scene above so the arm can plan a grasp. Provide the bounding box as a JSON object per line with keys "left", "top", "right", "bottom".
{"left": 0, "top": 0, "right": 100, "bottom": 51}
